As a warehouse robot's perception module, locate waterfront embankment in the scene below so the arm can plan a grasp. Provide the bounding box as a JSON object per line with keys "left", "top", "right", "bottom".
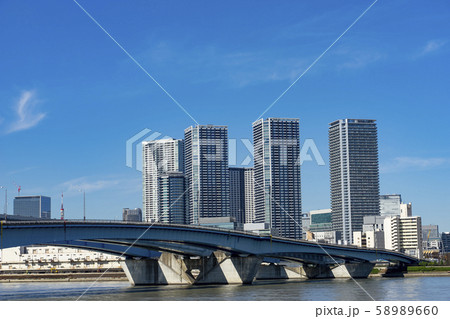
{"left": 0, "top": 271, "right": 127, "bottom": 283}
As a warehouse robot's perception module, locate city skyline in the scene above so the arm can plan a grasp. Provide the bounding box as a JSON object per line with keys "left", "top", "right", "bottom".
{"left": 0, "top": 1, "right": 449, "bottom": 232}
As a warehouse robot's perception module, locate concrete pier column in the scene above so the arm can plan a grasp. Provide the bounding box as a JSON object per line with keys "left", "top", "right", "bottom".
{"left": 381, "top": 262, "right": 407, "bottom": 277}
{"left": 300, "top": 264, "right": 334, "bottom": 279}
{"left": 120, "top": 253, "right": 194, "bottom": 285}
{"left": 331, "top": 262, "right": 375, "bottom": 278}
{"left": 186, "top": 252, "right": 263, "bottom": 285}
{"left": 255, "top": 263, "right": 306, "bottom": 280}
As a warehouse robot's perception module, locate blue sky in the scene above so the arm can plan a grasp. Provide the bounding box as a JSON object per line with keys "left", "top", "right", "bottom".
{"left": 0, "top": 0, "right": 449, "bottom": 230}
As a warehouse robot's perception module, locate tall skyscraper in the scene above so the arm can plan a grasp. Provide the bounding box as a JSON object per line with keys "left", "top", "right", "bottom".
{"left": 229, "top": 167, "right": 245, "bottom": 224}
{"left": 142, "top": 138, "right": 184, "bottom": 222}
{"left": 14, "top": 196, "right": 51, "bottom": 219}
{"left": 243, "top": 167, "right": 255, "bottom": 224}
{"left": 184, "top": 125, "right": 230, "bottom": 224}
{"left": 442, "top": 232, "right": 450, "bottom": 253}
{"left": 329, "top": 119, "right": 380, "bottom": 244}
{"left": 252, "top": 118, "right": 302, "bottom": 239}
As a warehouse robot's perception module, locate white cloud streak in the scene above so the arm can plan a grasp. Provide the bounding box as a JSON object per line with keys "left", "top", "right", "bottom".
{"left": 381, "top": 156, "right": 450, "bottom": 173}
{"left": 58, "top": 175, "right": 141, "bottom": 196}
{"left": 337, "top": 51, "right": 384, "bottom": 70}
{"left": 414, "top": 39, "right": 447, "bottom": 59}
{"left": 7, "top": 90, "right": 46, "bottom": 133}
{"left": 60, "top": 177, "right": 120, "bottom": 194}
{"left": 422, "top": 40, "right": 447, "bottom": 54}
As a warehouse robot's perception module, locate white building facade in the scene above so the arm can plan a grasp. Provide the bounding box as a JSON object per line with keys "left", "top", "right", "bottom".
{"left": 384, "top": 215, "right": 423, "bottom": 259}
{"left": 142, "top": 138, "right": 184, "bottom": 222}
{"left": 0, "top": 246, "right": 123, "bottom": 272}
{"left": 243, "top": 167, "right": 255, "bottom": 224}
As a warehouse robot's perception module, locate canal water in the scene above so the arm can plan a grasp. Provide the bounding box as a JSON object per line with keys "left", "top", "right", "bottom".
{"left": 0, "top": 277, "right": 449, "bottom": 301}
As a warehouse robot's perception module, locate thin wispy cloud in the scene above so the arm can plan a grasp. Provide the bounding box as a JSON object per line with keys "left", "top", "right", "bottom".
{"left": 7, "top": 166, "right": 36, "bottom": 176}
{"left": 381, "top": 156, "right": 450, "bottom": 173}
{"left": 7, "top": 90, "right": 46, "bottom": 134}
{"left": 337, "top": 51, "right": 384, "bottom": 70}
{"left": 414, "top": 39, "right": 447, "bottom": 58}
{"left": 58, "top": 175, "right": 141, "bottom": 196}
{"left": 60, "top": 177, "right": 120, "bottom": 194}
{"left": 139, "top": 42, "right": 309, "bottom": 88}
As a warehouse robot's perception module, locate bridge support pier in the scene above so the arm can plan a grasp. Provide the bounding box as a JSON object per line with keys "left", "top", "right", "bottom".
{"left": 188, "top": 252, "right": 263, "bottom": 285}
{"left": 301, "top": 264, "right": 334, "bottom": 279}
{"left": 255, "top": 263, "right": 306, "bottom": 280}
{"left": 121, "top": 253, "right": 194, "bottom": 285}
{"left": 121, "top": 252, "right": 263, "bottom": 285}
{"left": 380, "top": 262, "right": 407, "bottom": 277}
{"left": 301, "top": 262, "right": 375, "bottom": 279}
{"left": 331, "top": 262, "right": 375, "bottom": 279}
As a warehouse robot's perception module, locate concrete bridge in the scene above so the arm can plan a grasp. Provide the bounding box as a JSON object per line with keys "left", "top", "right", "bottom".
{"left": 0, "top": 220, "right": 418, "bottom": 285}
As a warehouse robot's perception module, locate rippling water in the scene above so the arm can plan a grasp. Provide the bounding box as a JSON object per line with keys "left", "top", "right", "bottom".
{"left": 0, "top": 277, "right": 449, "bottom": 301}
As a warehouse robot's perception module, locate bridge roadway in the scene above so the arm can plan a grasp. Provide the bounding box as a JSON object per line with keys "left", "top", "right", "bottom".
{"left": 0, "top": 220, "right": 418, "bottom": 285}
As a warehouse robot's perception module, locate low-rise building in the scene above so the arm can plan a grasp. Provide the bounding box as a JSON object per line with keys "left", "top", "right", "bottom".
{"left": 362, "top": 215, "right": 386, "bottom": 233}
{"left": 14, "top": 196, "right": 51, "bottom": 219}
{"left": 380, "top": 194, "right": 402, "bottom": 217}
{"left": 301, "top": 212, "right": 310, "bottom": 239}
{"left": 309, "top": 209, "right": 332, "bottom": 233}
{"left": 384, "top": 215, "right": 422, "bottom": 259}
{"left": 243, "top": 223, "right": 271, "bottom": 235}
{"left": 122, "top": 208, "right": 142, "bottom": 222}
{"left": 198, "top": 217, "right": 242, "bottom": 230}
{"left": 0, "top": 246, "right": 123, "bottom": 272}
{"left": 353, "top": 230, "right": 385, "bottom": 249}
{"left": 310, "top": 231, "right": 341, "bottom": 245}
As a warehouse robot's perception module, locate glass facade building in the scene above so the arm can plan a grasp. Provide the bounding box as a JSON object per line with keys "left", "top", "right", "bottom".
{"left": 184, "top": 125, "right": 230, "bottom": 224}
{"left": 252, "top": 118, "right": 302, "bottom": 239}
{"left": 380, "top": 194, "right": 402, "bottom": 217}
{"left": 159, "top": 172, "right": 186, "bottom": 224}
{"left": 229, "top": 167, "right": 246, "bottom": 224}
{"left": 13, "top": 196, "right": 51, "bottom": 219}
{"left": 122, "top": 208, "right": 142, "bottom": 222}
{"left": 329, "top": 119, "right": 380, "bottom": 244}
{"left": 309, "top": 209, "right": 332, "bottom": 233}
{"left": 442, "top": 232, "right": 450, "bottom": 253}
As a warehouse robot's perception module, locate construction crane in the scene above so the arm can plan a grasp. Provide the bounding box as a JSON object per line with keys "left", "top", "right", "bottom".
{"left": 12, "top": 181, "right": 21, "bottom": 196}
{"left": 60, "top": 192, "right": 65, "bottom": 220}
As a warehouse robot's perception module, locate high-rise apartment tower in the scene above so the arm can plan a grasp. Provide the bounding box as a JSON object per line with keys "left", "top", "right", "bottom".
{"left": 252, "top": 118, "right": 302, "bottom": 239}
{"left": 329, "top": 119, "right": 380, "bottom": 244}
{"left": 142, "top": 138, "right": 184, "bottom": 222}
{"left": 184, "top": 125, "right": 230, "bottom": 224}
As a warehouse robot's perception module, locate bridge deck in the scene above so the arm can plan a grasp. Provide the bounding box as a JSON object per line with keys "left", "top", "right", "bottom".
{"left": 0, "top": 220, "right": 418, "bottom": 265}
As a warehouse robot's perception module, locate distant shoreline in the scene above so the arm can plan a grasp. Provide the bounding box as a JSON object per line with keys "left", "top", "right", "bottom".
{"left": 0, "top": 271, "right": 128, "bottom": 283}
{"left": 369, "top": 271, "right": 450, "bottom": 278}
{"left": 1, "top": 271, "right": 450, "bottom": 283}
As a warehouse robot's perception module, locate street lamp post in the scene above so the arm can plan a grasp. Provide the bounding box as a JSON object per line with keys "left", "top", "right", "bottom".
{"left": 0, "top": 186, "right": 7, "bottom": 220}
{"left": 79, "top": 189, "right": 86, "bottom": 221}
